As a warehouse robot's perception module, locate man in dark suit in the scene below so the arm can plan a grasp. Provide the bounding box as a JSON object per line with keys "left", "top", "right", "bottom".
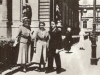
{"left": 46, "top": 21, "right": 62, "bottom": 74}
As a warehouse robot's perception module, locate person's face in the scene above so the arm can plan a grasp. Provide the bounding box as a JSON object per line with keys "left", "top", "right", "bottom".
{"left": 51, "top": 22, "right": 56, "bottom": 28}
{"left": 39, "top": 23, "right": 45, "bottom": 29}
{"left": 23, "top": 19, "right": 30, "bottom": 26}
{"left": 57, "top": 27, "right": 62, "bottom": 31}
{"left": 67, "top": 28, "right": 71, "bottom": 32}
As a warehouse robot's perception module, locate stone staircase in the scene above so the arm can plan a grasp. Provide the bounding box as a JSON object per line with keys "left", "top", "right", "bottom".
{"left": 39, "top": 0, "right": 50, "bottom": 27}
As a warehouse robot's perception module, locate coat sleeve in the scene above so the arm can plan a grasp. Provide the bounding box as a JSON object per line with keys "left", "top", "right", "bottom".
{"left": 56, "top": 31, "right": 62, "bottom": 49}
{"left": 31, "top": 31, "right": 38, "bottom": 40}
{"left": 45, "top": 31, "right": 49, "bottom": 42}
{"left": 16, "top": 26, "right": 22, "bottom": 42}
{"left": 46, "top": 31, "right": 50, "bottom": 49}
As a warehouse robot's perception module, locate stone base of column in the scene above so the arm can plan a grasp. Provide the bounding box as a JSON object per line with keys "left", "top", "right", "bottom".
{"left": 0, "top": 22, "right": 7, "bottom": 38}
{"left": 91, "top": 58, "right": 98, "bottom": 65}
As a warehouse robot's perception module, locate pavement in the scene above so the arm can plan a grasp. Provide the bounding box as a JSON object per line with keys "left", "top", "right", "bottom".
{"left": 2, "top": 36, "right": 100, "bottom": 75}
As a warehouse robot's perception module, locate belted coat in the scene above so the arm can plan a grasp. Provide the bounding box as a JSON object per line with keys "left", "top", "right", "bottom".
{"left": 16, "top": 25, "right": 32, "bottom": 64}
{"left": 32, "top": 29, "right": 49, "bottom": 63}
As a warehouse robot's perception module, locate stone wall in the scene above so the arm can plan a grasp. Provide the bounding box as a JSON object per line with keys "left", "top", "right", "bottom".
{"left": 0, "top": 0, "right": 40, "bottom": 39}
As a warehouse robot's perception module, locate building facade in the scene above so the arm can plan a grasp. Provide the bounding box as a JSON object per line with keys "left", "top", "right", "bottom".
{"left": 49, "top": 0, "right": 80, "bottom": 35}
{"left": 79, "top": 0, "right": 100, "bottom": 32}
{"left": 0, "top": 0, "right": 79, "bottom": 39}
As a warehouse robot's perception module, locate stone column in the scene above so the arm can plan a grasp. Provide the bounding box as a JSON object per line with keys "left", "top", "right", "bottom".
{"left": 65, "top": 4, "right": 69, "bottom": 28}
{"left": 7, "top": 0, "right": 12, "bottom": 39}
{"left": 12, "top": 0, "right": 21, "bottom": 38}
{"left": 0, "top": 0, "right": 7, "bottom": 38}
{"left": 12, "top": 0, "right": 20, "bottom": 23}
{"left": 79, "top": 10, "right": 83, "bottom": 28}
{"left": 71, "top": 10, "right": 74, "bottom": 27}
{"left": 69, "top": 8, "right": 72, "bottom": 27}
{"left": 2, "top": 0, "right": 7, "bottom": 21}
{"left": 0, "top": 4, "right": 2, "bottom": 22}
{"left": 62, "top": 1, "right": 66, "bottom": 35}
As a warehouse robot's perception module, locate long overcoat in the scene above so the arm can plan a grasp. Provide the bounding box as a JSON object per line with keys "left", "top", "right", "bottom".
{"left": 79, "top": 30, "right": 85, "bottom": 47}
{"left": 32, "top": 29, "right": 49, "bottom": 63}
{"left": 17, "top": 25, "right": 32, "bottom": 64}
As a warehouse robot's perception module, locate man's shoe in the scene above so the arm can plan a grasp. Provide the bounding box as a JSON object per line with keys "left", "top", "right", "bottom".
{"left": 56, "top": 70, "right": 61, "bottom": 74}
{"left": 45, "top": 68, "right": 54, "bottom": 73}
{"left": 45, "top": 70, "right": 49, "bottom": 73}
{"left": 56, "top": 68, "right": 61, "bottom": 74}
{"left": 37, "top": 67, "right": 42, "bottom": 72}
{"left": 22, "top": 68, "right": 26, "bottom": 73}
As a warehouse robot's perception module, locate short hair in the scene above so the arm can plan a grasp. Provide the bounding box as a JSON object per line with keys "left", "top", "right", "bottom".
{"left": 51, "top": 21, "right": 55, "bottom": 25}
{"left": 67, "top": 27, "right": 71, "bottom": 31}
{"left": 51, "top": 21, "right": 55, "bottom": 23}
{"left": 22, "top": 17, "right": 30, "bottom": 23}
{"left": 39, "top": 22, "right": 45, "bottom": 27}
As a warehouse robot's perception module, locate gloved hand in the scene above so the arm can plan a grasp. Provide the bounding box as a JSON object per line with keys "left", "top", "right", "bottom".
{"left": 13, "top": 40, "right": 18, "bottom": 47}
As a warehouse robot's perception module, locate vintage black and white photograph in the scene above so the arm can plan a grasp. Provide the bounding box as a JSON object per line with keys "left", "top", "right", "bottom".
{"left": 0, "top": 0, "right": 100, "bottom": 75}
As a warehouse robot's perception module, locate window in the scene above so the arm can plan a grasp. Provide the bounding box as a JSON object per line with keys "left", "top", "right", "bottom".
{"left": 83, "top": 21, "right": 87, "bottom": 28}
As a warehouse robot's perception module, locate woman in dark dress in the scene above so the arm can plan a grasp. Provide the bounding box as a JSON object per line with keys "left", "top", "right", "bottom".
{"left": 64, "top": 27, "right": 72, "bottom": 52}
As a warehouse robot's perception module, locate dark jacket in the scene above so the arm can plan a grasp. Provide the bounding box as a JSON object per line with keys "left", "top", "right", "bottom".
{"left": 49, "top": 28, "right": 62, "bottom": 50}
{"left": 64, "top": 31, "right": 72, "bottom": 50}
{"left": 65, "top": 31, "right": 72, "bottom": 42}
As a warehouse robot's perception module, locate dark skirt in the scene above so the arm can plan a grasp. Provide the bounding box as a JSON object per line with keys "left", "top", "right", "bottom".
{"left": 63, "top": 39, "right": 71, "bottom": 51}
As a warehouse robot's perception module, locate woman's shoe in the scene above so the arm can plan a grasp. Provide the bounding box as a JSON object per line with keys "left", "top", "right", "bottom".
{"left": 38, "top": 64, "right": 41, "bottom": 72}
{"left": 23, "top": 68, "right": 26, "bottom": 72}
{"left": 22, "top": 64, "right": 26, "bottom": 72}
{"left": 38, "top": 68, "right": 42, "bottom": 72}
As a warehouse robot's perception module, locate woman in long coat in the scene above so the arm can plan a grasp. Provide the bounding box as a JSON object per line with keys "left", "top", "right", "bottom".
{"left": 32, "top": 22, "right": 49, "bottom": 71}
{"left": 15, "top": 17, "right": 32, "bottom": 72}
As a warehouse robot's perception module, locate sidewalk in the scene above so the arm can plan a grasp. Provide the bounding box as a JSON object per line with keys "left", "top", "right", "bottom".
{"left": 2, "top": 37, "right": 100, "bottom": 75}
